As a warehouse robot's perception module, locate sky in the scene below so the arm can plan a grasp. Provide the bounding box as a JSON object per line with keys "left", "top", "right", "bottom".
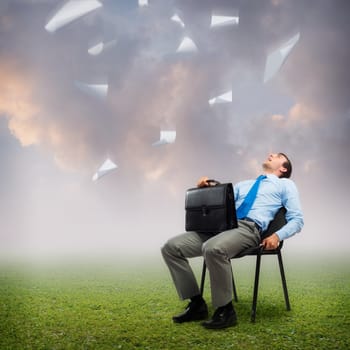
{"left": 0, "top": 0, "right": 350, "bottom": 261}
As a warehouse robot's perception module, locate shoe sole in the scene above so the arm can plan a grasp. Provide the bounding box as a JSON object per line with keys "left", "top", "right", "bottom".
{"left": 202, "top": 318, "right": 237, "bottom": 329}
{"left": 173, "top": 312, "right": 209, "bottom": 323}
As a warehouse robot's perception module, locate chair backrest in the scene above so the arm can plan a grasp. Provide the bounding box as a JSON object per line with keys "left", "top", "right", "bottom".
{"left": 261, "top": 207, "right": 287, "bottom": 239}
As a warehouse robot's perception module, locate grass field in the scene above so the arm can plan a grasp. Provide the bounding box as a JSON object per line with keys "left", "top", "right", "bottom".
{"left": 1, "top": 254, "right": 349, "bottom": 350}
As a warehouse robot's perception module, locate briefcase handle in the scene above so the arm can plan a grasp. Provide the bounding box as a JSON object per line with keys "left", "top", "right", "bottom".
{"left": 206, "top": 179, "right": 221, "bottom": 186}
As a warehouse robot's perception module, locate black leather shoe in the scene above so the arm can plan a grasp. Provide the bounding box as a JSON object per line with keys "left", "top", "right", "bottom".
{"left": 202, "top": 304, "right": 237, "bottom": 329}
{"left": 172, "top": 299, "right": 208, "bottom": 323}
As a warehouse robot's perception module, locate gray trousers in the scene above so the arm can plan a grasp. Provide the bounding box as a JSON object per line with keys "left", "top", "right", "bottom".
{"left": 161, "top": 220, "right": 261, "bottom": 308}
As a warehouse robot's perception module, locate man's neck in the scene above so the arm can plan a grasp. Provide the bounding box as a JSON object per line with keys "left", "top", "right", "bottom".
{"left": 262, "top": 170, "right": 280, "bottom": 177}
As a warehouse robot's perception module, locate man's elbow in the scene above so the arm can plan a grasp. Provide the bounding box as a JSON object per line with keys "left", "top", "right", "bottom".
{"left": 285, "top": 215, "right": 304, "bottom": 237}
{"left": 294, "top": 215, "right": 304, "bottom": 233}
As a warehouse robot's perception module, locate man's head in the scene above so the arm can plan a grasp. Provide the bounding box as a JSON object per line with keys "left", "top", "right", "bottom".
{"left": 263, "top": 153, "right": 292, "bottom": 178}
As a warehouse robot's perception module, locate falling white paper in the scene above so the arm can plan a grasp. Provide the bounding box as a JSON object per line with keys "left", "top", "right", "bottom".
{"left": 138, "top": 0, "right": 148, "bottom": 7}
{"left": 88, "top": 42, "right": 103, "bottom": 56}
{"left": 210, "top": 15, "right": 239, "bottom": 28}
{"left": 176, "top": 36, "right": 198, "bottom": 53}
{"left": 45, "top": 0, "right": 102, "bottom": 33}
{"left": 88, "top": 40, "right": 117, "bottom": 56}
{"left": 92, "top": 158, "right": 118, "bottom": 181}
{"left": 171, "top": 14, "right": 185, "bottom": 28}
{"left": 208, "top": 90, "right": 232, "bottom": 105}
{"left": 75, "top": 81, "right": 108, "bottom": 99}
{"left": 152, "top": 130, "right": 176, "bottom": 146}
{"left": 263, "top": 32, "right": 300, "bottom": 83}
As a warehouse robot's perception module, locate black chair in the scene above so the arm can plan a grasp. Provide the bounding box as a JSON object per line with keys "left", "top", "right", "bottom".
{"left": 199, "top": 207, "right": 291, "bottom": 322}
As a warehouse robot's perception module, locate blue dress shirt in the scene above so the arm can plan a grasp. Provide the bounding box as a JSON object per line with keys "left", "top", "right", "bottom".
{"left": 234, "top": 174, "right": 304, "bottom": 240}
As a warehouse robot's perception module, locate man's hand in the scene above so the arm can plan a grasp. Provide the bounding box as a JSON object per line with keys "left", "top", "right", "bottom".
{"left": 261, "top": 233, "right": 280, "bottom": 250}
{"left": 197, "top": 176, "right": 209, "bottom": 188}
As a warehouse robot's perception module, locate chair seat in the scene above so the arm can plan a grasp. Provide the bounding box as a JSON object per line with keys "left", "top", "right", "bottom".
{"left": 234, "top": 241, "right": 284, "bottom": 258}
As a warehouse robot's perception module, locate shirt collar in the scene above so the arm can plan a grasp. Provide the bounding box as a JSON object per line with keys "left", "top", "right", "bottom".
{"left": 264, "top": 173, "right": 280, "bottom": 180}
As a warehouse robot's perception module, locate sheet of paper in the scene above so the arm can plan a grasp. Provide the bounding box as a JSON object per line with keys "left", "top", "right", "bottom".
{"left": 92, "top": 158, "right": 118, "bottom": 181}
{"left": 138, "top": 0, "right": 149, "bottom": 7}
{"left": 152, "top": 130, "right": 176, "bottom": 146}
{"left": 210, "top": 15, "right": 239, "bottom": 28}
{"left": 208, "top": 90, "right": 232, "bottom": 105}
{"left": 263, "top": 32, "right": 300, "bottom": 83}
{"left": 88, "top": 39, "right": 117, "bottom": 56}
{"left": 45, "top": 0, "right": 102, "bottom": 33}
{"left": 171, "top": 14, "right": 185, "bottom": 28}
{"left": 176, "top": 37, "right": 198, "bottom": 53}
{"left": 75, "top": 81, "right": 108, "bottom": 99}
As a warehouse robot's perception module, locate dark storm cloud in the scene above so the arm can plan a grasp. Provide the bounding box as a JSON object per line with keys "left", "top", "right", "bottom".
{"left": 0, "top": 0, "right": 310, "bottom": 175}
{"left": 1, "top": 0, "right": 349, "bottom": 172}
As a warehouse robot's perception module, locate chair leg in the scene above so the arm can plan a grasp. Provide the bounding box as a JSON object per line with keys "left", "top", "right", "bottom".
{"left": 200, "top": 261, "right": 206, "bottom": 296}
{"left": 231, "top": 263, "right": 238, "bottom": 302}
{"left": 251, "top": 253, "right": 262, "bottom": 322}
{"left": 277, "top": 251, "right": 291, "bottom": 311}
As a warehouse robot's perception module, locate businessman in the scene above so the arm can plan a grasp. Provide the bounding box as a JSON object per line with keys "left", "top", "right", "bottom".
{"left": 161, "top": 153, "right": 304, "bottom": 329}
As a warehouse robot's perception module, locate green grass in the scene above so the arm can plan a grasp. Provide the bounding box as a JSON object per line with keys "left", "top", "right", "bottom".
{"left": 1, "top": 256, "right": 349, "bottom": 350}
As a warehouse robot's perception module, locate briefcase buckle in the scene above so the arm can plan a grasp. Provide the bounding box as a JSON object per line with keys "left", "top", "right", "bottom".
{"left": 201, "top": 206, "right": 209, "bottom": 216}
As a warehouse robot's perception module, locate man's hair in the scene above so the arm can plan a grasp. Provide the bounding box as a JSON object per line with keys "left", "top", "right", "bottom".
{"left": 279, "top": 152, "right": 292, "bottom": 178}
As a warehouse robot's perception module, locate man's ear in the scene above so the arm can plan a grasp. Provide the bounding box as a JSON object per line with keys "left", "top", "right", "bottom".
{"left": 279, "top": 166, "right": 287, "bottom": 175}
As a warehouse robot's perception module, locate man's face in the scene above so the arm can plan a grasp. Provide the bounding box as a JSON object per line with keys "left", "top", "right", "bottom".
{"left": 263, "top": 153, "right": 288, "bottom": 173}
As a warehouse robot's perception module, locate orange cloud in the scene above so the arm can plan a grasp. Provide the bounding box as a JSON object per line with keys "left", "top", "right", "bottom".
{"left": 271, "top": 102, "right": 318, "bottom": 128}
{"left": 0, "top": 59, "right": 41, "bottom": 146}
{"left": 0, "top": 58, "right": 93, "bottom": 172}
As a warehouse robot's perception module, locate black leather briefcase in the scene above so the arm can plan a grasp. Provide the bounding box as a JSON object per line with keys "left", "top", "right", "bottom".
{"left": 185, "top": 182, "right": 238, "bottom": 234}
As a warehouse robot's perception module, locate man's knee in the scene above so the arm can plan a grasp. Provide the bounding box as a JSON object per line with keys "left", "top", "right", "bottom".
{"left": 161, "top": 238, "right": 179, "bottom": 258}
{"left": 161, "top": 240, "right": 171, "bottom": 256}
{"left": 202, "top": 240, "right": 224, "bottom": 260}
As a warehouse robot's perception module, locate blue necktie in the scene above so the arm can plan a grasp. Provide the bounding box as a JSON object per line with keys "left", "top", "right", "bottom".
{"left": 236, "top": 175, "right": 267, "bottom": 219}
